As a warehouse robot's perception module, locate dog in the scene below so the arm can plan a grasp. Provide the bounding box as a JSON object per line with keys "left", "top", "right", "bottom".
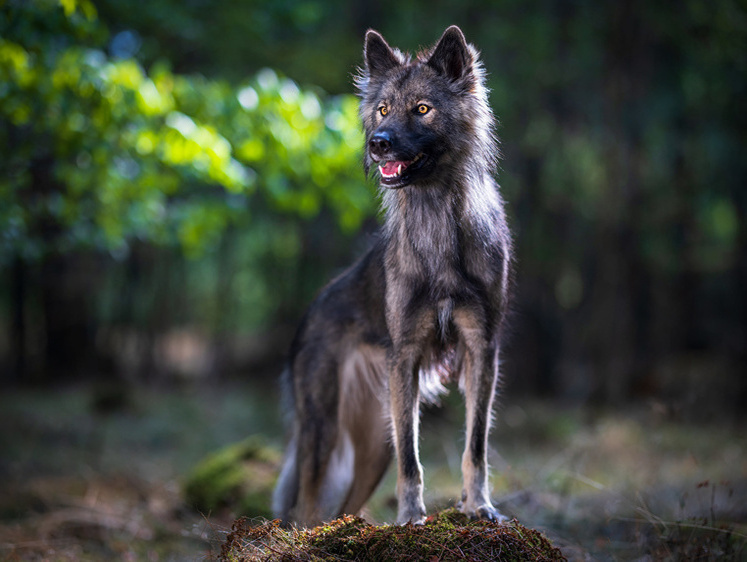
{"left": 272, "top": 25, "right": 512, "bottom": 527}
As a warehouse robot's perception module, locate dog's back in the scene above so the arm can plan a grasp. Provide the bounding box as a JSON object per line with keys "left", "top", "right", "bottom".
{"left": 274, "top": 26, "right": 511, "bottom": 526}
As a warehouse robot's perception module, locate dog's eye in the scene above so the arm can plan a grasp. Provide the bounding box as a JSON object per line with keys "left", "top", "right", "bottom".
{"left": 416, "top": 104, "right": 430, "bottom": 115}
{"left": 379, "top": 106, "right": 388, "bottom": 116}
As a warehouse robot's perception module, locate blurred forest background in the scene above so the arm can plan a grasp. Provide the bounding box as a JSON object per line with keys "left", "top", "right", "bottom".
{"left": 1, "top": 0, "right": 746, "bottom": 558}
{"left": 2, "top": 0, "right": 745, "bottom": 413}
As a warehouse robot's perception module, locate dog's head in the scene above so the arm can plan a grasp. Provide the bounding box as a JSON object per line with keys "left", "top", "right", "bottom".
{"left": 356, "top": 26, "right": 495, "bottom": 189}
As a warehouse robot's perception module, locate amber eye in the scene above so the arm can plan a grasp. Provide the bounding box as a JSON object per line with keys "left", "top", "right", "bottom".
{"left": 417, "top": 104, "right": 430, "bottom": 114}
{"left": 379, "top": 106, "right": 388, "bottom": 116}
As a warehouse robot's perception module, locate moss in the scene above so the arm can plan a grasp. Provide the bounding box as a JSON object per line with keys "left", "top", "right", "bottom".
{"left": 220, "top": 508, "right": 566, "bottom": 561}
{"left": 183, "top": 436, "right": 280, "bottom": 519}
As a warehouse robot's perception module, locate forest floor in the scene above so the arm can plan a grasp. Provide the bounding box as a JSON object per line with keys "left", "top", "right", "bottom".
{"left": 0, "top": 380, "right": 745, "bottom": 561}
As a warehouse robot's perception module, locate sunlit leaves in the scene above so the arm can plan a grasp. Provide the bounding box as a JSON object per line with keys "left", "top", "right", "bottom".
{"left": 0, "top": 0, "right": 371, "bottom": 264}
{"left": 59, "top": 0, "right": 96, "bottom": 20}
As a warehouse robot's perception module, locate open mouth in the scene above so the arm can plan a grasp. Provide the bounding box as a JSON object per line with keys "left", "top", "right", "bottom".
{"left": 377, "top": 153, "right": 426, "bottom": 186}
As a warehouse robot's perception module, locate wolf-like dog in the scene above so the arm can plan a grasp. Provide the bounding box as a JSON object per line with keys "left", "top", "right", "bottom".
{"left": 272, "top": 25, "right": 512, "bottom": 526}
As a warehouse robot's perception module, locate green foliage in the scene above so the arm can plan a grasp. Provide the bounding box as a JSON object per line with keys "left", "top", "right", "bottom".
{"left": 2, "top": 0, "right": 746, "bottom": 393}
{"left": 183, "top": 436, "right": 280, "bottom": 519}
{"left": 0, "top": 0, "right": 370, "bottom": 264}
{"left": 94, "top": 0, "right": 362, "bottom": 92}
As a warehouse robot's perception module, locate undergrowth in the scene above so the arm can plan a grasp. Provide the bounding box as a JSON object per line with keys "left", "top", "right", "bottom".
{"left": 636, "top": 481, "right": 747, "bottom": 561}
{"left": 219, "top": 508, "right": 566, "bottom": 561}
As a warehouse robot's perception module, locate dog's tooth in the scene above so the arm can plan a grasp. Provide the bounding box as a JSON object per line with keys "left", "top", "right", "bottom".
{"left": 397, "top": 164, "right": 402, "bottom": 176}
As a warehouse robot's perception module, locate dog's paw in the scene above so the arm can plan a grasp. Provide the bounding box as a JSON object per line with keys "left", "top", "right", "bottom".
{"left": 459, "top": 501, "right": 508, "bottom": 523}
{"left": 399, "top": 514, "right": 426, "bottom": 525}
{"left": 396, "top": 504, "right": 427, "bottom": 525}
{"left": 475, "top": 504, "right": 508, "bottom": 522}
{"left": 396, "top": 486, "right": 427, "bottom": 525}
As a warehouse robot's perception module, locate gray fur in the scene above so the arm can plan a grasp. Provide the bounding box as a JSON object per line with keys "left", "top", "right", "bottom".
{"left": 273, "top": 25, "right": 512, "bottom": 527}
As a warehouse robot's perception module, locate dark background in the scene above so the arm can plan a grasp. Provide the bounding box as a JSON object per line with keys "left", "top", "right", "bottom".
{"left": 2, "top": 0, "right": 745, "bottom": 417}
{"left": 1, "top": 1, "right": 746, "bottom": 558}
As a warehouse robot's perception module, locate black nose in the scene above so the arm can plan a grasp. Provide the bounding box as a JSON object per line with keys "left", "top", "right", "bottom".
{"left": 369, "top": 131, "right": 392, "bottom": 157}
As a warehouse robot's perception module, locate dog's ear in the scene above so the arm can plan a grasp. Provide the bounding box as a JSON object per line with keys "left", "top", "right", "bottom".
{"left": 427, "top": 25, "right": 472, "bottom": 82}
{"left": 364, "top": 30, "right": 402, "bottom": 77}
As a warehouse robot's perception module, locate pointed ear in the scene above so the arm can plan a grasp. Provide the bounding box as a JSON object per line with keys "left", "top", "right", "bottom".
{"left": 427, "top": 25, "right": 472, "bottom": 81}
{"left": 364, "top": 30, "right": 401, "bottom": 77}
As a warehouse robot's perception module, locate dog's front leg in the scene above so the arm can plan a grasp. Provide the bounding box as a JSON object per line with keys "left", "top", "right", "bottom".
{"left": 389, "top": 347, "right": 427, "bottom": 524}
{"left": 459, "top": 353, "right": 505, "bottom": 522}
{"left": 454, "top": 310, "right": 507, "bottom": 522}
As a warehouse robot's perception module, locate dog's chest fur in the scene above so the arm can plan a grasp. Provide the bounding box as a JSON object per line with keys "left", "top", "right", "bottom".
{"left": 383, "top": 180, "right": 498, "bottom": 297}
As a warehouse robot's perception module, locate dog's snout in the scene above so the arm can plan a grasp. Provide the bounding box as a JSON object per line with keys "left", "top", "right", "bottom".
{"left": 369, "top": 131, "right": 392, "bottom": 157}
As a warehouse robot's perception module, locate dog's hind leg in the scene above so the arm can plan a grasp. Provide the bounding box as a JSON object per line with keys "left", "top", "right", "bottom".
{"left": 314, "top": 429, "right": 356, "bottom": 520}
{"left": 278, "top": 422, "right": 355, "bottom": 526}
{"left": 339, "top": 409, "right": 391, "bottom": 517}
{"left": 333, "top": 345, "right": 391, "bottom": 517}
{"left": 281, "top": 422, "right": 356, "bottom": 527}
{"left": 290, "top": 353, "right": 358, "bottom": 526}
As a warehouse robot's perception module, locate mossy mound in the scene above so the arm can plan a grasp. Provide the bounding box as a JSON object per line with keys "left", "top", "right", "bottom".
{"left": 184, "top": 436, "right": 280, "bottom": 519}
{"left": 220, "top": 508, "right": 566, "bottom": 561}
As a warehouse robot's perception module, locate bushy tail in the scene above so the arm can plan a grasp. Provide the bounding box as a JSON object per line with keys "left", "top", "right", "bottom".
{"left": 273, "top": 365, "right": 299, "bottom": 522}
{"left": 272, "top": 434, "right": 298, "bottom": 522}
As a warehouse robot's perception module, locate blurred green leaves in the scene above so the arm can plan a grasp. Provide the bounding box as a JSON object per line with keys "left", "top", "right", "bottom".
{"left": 0, "top": 0, "right": 370, "bottom": 263}
{"left": 2, "top": 0, "right": 745, "bottom": 386}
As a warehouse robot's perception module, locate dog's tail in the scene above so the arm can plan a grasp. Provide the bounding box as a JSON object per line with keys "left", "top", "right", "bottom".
{"left": 272, "top": 433, "right": 299, "bottom": 522}
{"left": 273, "top": 366, "right": 299, "bottom": 522}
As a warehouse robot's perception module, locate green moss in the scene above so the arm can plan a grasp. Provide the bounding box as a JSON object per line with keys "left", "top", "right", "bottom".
{"left": 183, "top": 436, "right": 280, "bottom": 519}
{"left": 220, "top": 508, "right": 566, "bottom": 561}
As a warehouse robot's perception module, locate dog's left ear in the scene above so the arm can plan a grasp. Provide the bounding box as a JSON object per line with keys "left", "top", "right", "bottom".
{"left": 427, "top": 26, "right": 472, "bottom": 82}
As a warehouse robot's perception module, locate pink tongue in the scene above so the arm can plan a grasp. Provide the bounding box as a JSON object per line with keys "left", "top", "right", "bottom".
{"left": 381, "top": 160, "right": 409, "bottom": 174}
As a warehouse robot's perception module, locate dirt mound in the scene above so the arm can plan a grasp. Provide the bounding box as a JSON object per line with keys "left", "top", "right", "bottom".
{"left": 220, "top": 508, "right": 566, "bottom": 561}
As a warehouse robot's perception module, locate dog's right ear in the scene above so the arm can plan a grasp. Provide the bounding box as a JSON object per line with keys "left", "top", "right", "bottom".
{"left": 364, "top": 30, "right": 402, "bottom": 77}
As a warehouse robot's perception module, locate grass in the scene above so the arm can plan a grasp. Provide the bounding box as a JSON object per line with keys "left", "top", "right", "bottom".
{"left": 220, "top": 510, "right": 565, "bottom": 561}
{"left": 0, "top": 383, "right": 745, "bottom": 560}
